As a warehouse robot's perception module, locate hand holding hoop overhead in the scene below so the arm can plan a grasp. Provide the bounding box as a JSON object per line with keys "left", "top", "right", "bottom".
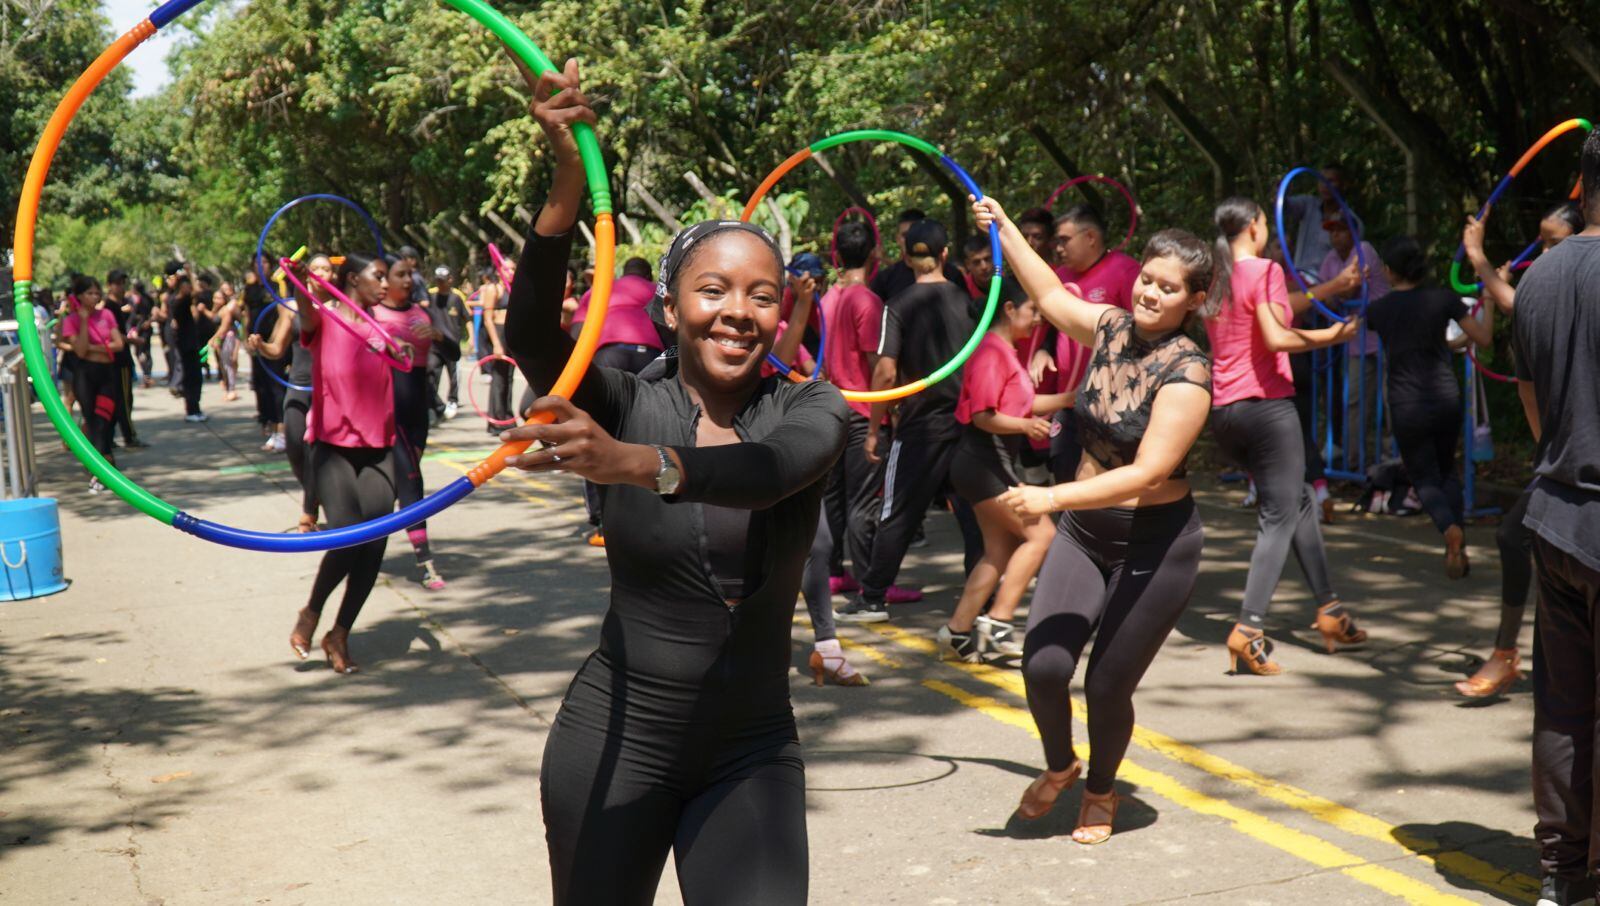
{"left": 12, "top": 0, "right": 611, "bottom": 553}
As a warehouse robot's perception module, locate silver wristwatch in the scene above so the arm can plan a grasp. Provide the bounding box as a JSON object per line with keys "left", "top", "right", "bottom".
{"left": 652, "top": 445, "right": 681, "bottom": 496}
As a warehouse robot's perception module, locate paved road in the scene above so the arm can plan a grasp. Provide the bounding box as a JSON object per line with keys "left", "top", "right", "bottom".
{"left": 1, "top": 373, "right": 1540, "bottom": 904}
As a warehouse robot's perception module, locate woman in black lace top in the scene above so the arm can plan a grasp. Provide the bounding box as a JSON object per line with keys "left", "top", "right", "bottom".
{"left": 972, "top": 195, "right": 1213, "bottom": 846}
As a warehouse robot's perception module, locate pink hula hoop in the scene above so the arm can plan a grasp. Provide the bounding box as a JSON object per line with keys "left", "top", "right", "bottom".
{"left": 469, "top": 354, "right": 520, "bottom": 426}
{"left": 1466, "top": 298, "right": 1515, "bottom": 383}
{"left": 278, "top": 258, "right": 415, "bottom": 371}
{"left": 829, "top": 206, "right": 881, "bottom": 280}
{"left": 487, "top": 242, "right": 514, "bottom": 287}
{"left": 1044, "top": 175, "right": 1139, "bottom": 252}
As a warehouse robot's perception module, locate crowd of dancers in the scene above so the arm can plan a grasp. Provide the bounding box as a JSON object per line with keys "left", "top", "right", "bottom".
{"left": 30, "top": 59, "right": 1600, "bottom": 906}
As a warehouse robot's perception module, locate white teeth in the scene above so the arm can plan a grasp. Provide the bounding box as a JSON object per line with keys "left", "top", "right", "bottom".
{"left": 715, "top": 337, "right": 752, "bottom": 350}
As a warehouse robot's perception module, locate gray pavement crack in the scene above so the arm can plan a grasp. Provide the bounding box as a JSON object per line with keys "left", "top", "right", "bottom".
{"left": 387, "top": 579, "right": 551, "bottom": 726}
{"left": 98, "top": 610, "right": 165, "bottom": 906}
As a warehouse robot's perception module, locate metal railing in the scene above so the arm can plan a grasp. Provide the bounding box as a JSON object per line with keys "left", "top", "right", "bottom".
{"left": 0, "top": 344, "right": 38, "bottom": 499}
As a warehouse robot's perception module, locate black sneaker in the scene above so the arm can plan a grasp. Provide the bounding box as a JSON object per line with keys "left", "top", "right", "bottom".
{"left": 909, "top": 525, "right": 929, "bottom": 548}
{"left": 1539, "top": 875, "right": 1597, "bottom": 906}
{"left": 834, "top": 596, "right": 889, "bottom": 624}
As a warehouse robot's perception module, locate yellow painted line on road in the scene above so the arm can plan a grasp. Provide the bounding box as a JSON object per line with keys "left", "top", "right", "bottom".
{"left": 923, "top": 679, "right": 1477, "bottom": 905}
{"left": 861, "top": 623, "right": 1535, "bottom": 903}
{"left": 429, "top": 442, "right": 558, "bottom": 504}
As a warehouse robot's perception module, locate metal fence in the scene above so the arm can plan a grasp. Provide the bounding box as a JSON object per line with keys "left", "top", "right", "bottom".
{"left": 0, "top": 343, "right": 38, "bottom": 499}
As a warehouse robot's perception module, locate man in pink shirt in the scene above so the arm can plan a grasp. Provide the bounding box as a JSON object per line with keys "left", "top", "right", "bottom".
{"left": 1032, "top": 205, "right": 1141, "bottom": 480}
{"left": 820, "top": 222, "right": 891, "bottom": 592}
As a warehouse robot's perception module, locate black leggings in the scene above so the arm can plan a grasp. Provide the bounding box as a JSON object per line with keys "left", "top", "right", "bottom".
{"left": 487, "top": 357, "right": 514, "bottom": 427}
{"left": 1022, "top": 498, "right": 1203, "bottom": 794}
{"left": 801, "top": 515, "right": 836, "bottom": 642}
{"left": 72, "top": 359, "right": 119, "bottom": 465}
{"left": 831, "top": 413, "right": 884, "bottom": 580}
{"left": 283, "top": 390, "right": 317, "bottom": 519}
{"left": 305, "top": 444, "right": 395, "bottom": 630}
{"left": 1390, "top": 399, "right": 1463, "bottom": 534}
{"left": 1495, "top": 488, "right": 1535, "bottom": 650}
{"left": 115, "top": 359, "right": 137, "bottom": 443}
{"left": 541, "top": 655, "right": 807, "bottom": 905}
{"left": 178, "top": 344, "right": 202, "bottom": 415}
{"left": 393, "top": 367, "right": 433, "bottom": 562}
{"left": 1211, "top": 397, "right": 1337, "bottom": 626}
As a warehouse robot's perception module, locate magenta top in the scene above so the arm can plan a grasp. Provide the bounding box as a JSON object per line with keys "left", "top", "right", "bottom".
{"left": 371, "top": 302, "right": 433, "bottom": 372}
{"left": 572, "top": 273, "right": 662, "bottom": 349}
{"left": 1051, "top": 252, "right": 1141, "bottom": 395}
{"left": 956, "top": 331, "right": 1035, "bottom": 425}
{"left": 303, "top": 304, "right": 396, "bottom": 448}
{"left": 1205, "top": 257, "right": 1296, "bottom": 407}
{"left": 61, "top": 306, "right": 118, "bottom": 348}
{"left": 820, "top": 283, "right": 884, "bottom": 419}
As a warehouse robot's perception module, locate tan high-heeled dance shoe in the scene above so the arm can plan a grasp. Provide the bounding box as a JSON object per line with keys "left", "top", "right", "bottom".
{"left": 321, "top": 626, "right": 359, "bottom": 675}
{"left": 1072, "top": 789, "right": 1120, "bottom": 845}
{"left": 1312, "top": 602, "right": 1367, "bottom": 654}
{"left": 808, "top": 650, "right": 868, "bottom": 687}
{"left": 1015, "top": 759, "right": 1083, "bottom": 821}
{"left": 1455, "top": 648, "right": 1521, "bottom": 698}
{"left": 290, "top": 606, "right": 318, "bottom": 660}
{"left": 1226, "top": 624, "right": 1281, "bottom": 675}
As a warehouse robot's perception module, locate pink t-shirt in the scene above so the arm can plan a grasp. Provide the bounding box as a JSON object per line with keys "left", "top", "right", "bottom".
{"left": 820, "top": 284, "right": 884, "bottom": 419}
{"left": 1205, "top": 257, "right": 1296, "bottom": 406}
{"left": 303, "top": 305, "right": 396, "bottom": 449}
{"left": 1051, "top": 252, "right": 1140, "bottom": 395}
{"left": 61, "top": 306, "right": 118, "bottom": 348}
{"left": 572, "top": 274, "right": 662, "bottom": 350}
{"left": 956, "top": 331, "right": 1035, "bottom": 425}
{"left": 371, "top": 302, "right": 432, "bottom": 371}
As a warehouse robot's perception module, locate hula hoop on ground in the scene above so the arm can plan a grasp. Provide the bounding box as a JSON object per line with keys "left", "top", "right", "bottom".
{"left": 8, "top": 0, "right": 615, "bottom": 552}
{"left": 1044, "top": 175, "right": 1139, "bottom": 252}
{"left": 829, "top": 206, "right": 880, "bottom": 281}
{"left": 1450, "top": 118, "right": 1592, "bottom": 295}
{"left": 280, "top": 259, "right": 415, "bottom": 372}
{"left": 762, "top": 293, "right": 826, "bottom": 380}
{"left": 1273, "top": 167, "right": 1370, "bottom": 323}
{"left": 741, "top": 130, "right": 1002, "bottom": 403}
{"left": 469, "top": 354, "right": 520, "bottom": 426}
{"left": 250, "top": 300, "right": 310, "bottom": 393}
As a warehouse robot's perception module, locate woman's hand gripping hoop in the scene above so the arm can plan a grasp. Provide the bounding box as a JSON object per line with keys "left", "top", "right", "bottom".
{"left": 1449, "top": 118, "right": 1592, "bottom": 295}
{"left": 279, "top": 258, "right": 416, "bottom": 372}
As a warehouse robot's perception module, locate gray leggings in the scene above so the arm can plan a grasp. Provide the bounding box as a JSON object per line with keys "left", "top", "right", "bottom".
{"left": 1211, "top": 397, "right": 1338, "bottom": 625}
{"left": 801, "top": 515, "right": 836, "bottom": 642}
{"left": 1022, "top": 498, "right": 1203, "bottom": 794}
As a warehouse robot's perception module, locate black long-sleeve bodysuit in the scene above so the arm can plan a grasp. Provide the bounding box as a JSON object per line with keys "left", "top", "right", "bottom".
{"left": 505, "top": 224, "right": 848, "bottom": 906}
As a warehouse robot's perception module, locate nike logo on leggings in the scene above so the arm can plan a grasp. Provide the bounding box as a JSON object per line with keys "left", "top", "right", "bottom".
{"left": 1130, "top": 568, "right": 1154, "bottom": 577}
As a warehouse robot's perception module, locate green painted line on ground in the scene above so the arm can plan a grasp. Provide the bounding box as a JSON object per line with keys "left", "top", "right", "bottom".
{"left": 219, "top": 448, "right": 500, "bottom": 475}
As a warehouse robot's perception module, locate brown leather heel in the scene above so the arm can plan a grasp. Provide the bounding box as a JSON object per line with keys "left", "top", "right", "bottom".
{"left": 1312, "top": 602, "right": 1367, "bottom": 654}
{"left": 1226, "top": 624, "right": 1281, "bottom": 676}
{"left": 1455, "top": 648, "right": 1521, "bottom": 697}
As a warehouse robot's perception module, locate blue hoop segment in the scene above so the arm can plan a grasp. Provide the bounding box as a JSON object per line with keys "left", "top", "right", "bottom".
{"left": 1273, "top": 167, "right": 1369, "bottom": 324}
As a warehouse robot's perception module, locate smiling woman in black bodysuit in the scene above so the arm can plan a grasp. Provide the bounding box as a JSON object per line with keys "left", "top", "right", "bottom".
{"left": 498, "top": 61, "right": 847, "bottom": 906}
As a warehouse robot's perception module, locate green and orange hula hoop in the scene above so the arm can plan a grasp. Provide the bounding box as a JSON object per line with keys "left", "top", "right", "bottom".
{"left": 9, "top": 0, "right": 614, "bottom": 552}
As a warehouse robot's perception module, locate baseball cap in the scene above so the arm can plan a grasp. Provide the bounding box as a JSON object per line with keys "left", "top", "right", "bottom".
{"left": 434, "top": 265, "right": 452, "bottom": 279}
{"left": 904, "top": 220, "right": 947, "bottom": 259}
{"left": 787, "top": 252, "right": 825, "bottom": 278}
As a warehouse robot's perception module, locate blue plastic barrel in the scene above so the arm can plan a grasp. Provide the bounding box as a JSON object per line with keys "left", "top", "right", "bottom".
{"left": 0, "top": 498, "right": 67, "bottom": 601}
